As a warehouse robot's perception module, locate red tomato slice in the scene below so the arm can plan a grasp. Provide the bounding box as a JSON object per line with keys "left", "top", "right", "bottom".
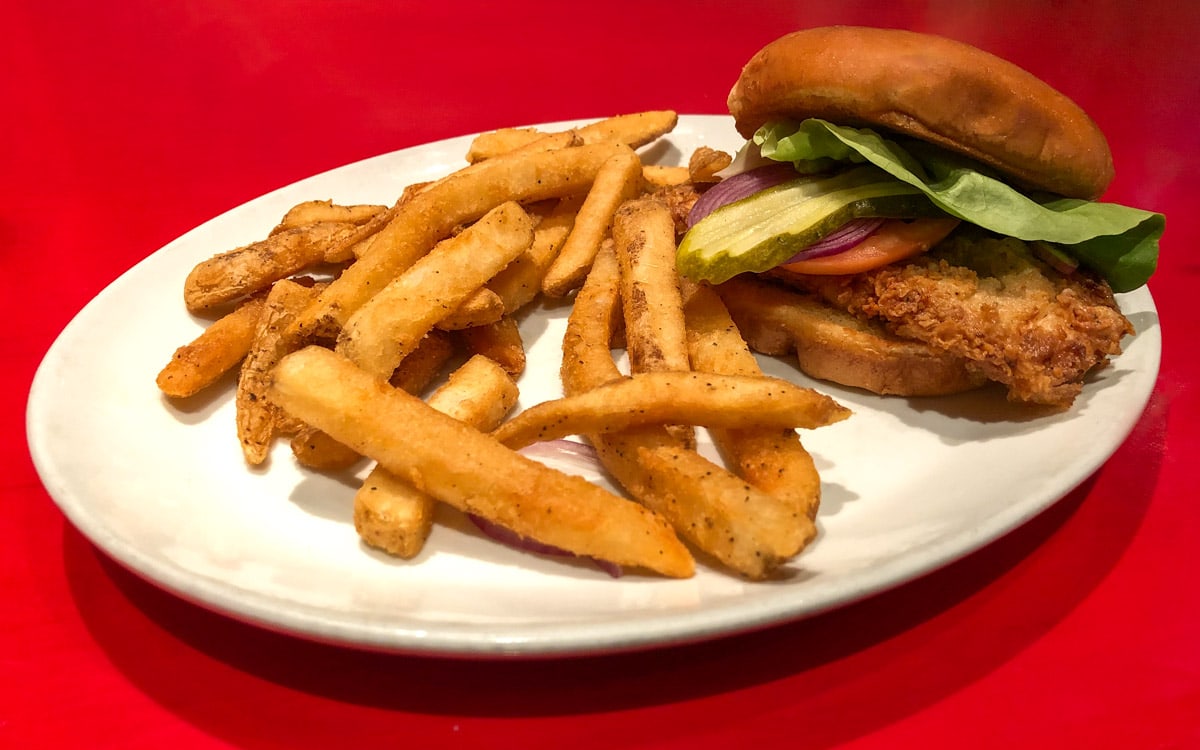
{"left": 777, "top": 218, "right": 961, "bottom": 275}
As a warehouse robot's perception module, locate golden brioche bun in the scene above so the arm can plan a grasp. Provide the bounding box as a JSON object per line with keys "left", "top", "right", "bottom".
{"left": 727, "top": 26, "right": 1114, "bottom": 200}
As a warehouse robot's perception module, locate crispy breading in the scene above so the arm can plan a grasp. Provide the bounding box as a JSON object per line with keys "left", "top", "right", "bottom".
{"left": 650, "top": 182, "right": 703, "bottom": 237}
{"left": 777, "top": 234, "right": 1134, "bottom": 408}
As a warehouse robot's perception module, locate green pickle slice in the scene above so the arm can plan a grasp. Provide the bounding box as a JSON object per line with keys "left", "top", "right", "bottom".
{"left": 676, "top": 166, "right": 940, "bottom": 283}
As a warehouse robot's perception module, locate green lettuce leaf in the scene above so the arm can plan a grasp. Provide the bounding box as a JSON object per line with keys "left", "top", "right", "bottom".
{"left": 755, "top": 119, "right": 1163, "bottom": 292}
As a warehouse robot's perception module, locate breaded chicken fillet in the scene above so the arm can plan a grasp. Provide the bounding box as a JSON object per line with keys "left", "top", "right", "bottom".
{"left": 774, "top": 234, "right": 1134, "bottom": 408}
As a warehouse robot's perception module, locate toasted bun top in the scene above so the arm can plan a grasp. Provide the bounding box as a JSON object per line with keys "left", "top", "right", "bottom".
{"left": 727, "top": 26, "right": 1114, "bottom": 200}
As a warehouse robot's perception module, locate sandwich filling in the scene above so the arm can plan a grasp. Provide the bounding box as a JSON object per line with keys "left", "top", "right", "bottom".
{"left": 678, "top": 118, "right": 1163, "bottom": 293}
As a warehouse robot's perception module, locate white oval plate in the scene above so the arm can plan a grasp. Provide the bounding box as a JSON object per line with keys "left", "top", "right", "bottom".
{"left": 27, "top": 116, "right": 1161, "bottom": 657}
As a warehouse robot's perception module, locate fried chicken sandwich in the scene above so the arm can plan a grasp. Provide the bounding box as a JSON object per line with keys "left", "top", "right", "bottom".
{"left": 677, "top": 26, "right": 1163, "bottom": 408}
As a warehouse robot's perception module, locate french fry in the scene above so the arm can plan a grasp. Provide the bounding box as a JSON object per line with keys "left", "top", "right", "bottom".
{"left": 271, "top": 200, "right": 387, "bottom": 235}
{"left": 388, "top": 329, "right": 457, "bottom": 395}
{"left": 340, "top": 182, "right": 433, "bottom": 263}
{"left": 575, "top": 110, "right": 679, "bottom": 149}
{"left": 397, "top": 180, "right": 434, "bottom": 205}
{"left": 291, "top": 329, "right": 458, "bottom": 470}
{"left": 268, "top": 346, "right": 693, "bottom": 578}
{"left": 631, "top": 443, "right": 816, "bottom": 576}
{"left": 612, "top": 196, "right": 693, "bottom": 445}
{"left": 450, "top": 130, "right": 583, "bottom": 183}
{"left": 642, "top": 164, "right": 691, "bottom": 188}
{"left": 465, "top": 110, "right": 678, "bottom": 163}
{"left": 492, "top": 371, "right": 848, "bottom": 449}
{"left": 559, "top": 240, "right": 626, "bottom": 396}
{"left": 434, "top": 287, "right": 506, "bottom": 331}
{"left": 488, "top": 195, "right": 581, "bottom": 313}
{"left": 184, "top": 222, "right": 353, "bottom": 312}
{"left": 465, "top": 127, "right": 548, "bottom": 163}
{"left": 542, "top": 146, "right": 643, "bottom": 297}
{"left": 289, "top": 141, "right": 625, "bottom": 341}
{"left": 290, "top": 426, "right": 362, "bottom": 471}
{"left": 337, "top": 201, "right": 535, "bottom": 379}
{"left": 459, "top": 315, "right": 526, "bottom": 377}
{"left": 236, "top": 279, "right": 323, "bottom": 465}
{"left": 355, "top": 354, "right": 519, "bottom": 558}
{"left": 599, "top": 428, "right": 817, "bottom": 579}
{"left": 683, "top": 280, "right": 829, "bottom": 521}
{"left": 612, "top": 197, "right": 690, "bottom": 374}
{"left": 320, "top": 204, "right": 400, "bottom": 264}
{"left": 353, "top": 469, "right": 432, "bottom": 557}
{"left": 561, "top": 243, "right": 813, "bottom": 579}
{"left": 156, "top": 295, "right": 266, "bottom": 398}
{"left": 326, "top": 180, "right": 439, "bottom": 265}
{"left": 427, "top": 354, "right": 520, "bottom": 431}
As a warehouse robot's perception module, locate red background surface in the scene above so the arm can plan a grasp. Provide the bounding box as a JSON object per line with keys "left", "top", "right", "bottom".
{"left": 7, "top": 1, "right": 1199, "bottom": 747}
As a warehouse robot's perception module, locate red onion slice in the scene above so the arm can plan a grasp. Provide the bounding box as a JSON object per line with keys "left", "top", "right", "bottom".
{"left": 686, "top": 163, "right": 798, "bottom": 228}
{"left": 518, "top": 439, "right": 607, "bottom": 482}
{"left": 467, "top": 513, "right": 623, "bottom": 578}
{"left": 467, "top": 513, "right": 573, "bottom": 557}
{"left": 519, "top": 438, "right": 600, "bottom": 465}
{"left": 467, "top": 439, "right": 622, "bottom": 577}
{"left": 782, "top": 217, "right": 887, "bottom": 264}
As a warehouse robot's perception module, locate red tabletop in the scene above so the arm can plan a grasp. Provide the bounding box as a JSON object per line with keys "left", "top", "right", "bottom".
{"left": 7, "top": 2, "right": 1199, "bottom": 747}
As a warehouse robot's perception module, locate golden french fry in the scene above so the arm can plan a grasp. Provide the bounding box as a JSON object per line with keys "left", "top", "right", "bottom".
{"left": 236, "top": 279, "right": 323, "bottom": 465}
{"left": 632, "top": 442, "right": 816, "bottom": 577}
{"left": 268, "top": 346, "right": 693, "bottom": 577}
{"left": 272, "top": 200, "right": 387, "bottom": 235}
{"left": 488, "top": 195, "right": 581, "bottom": 312}
{"left": 612, "top": 195, "right": 693, "bottom": 445}
{"left": 459, "top": 315, "right": 526, "bottom": 377}
{"left": 397, "top": 181, "right": 434, "bottom": 205}
{"left": 687, "top": 146, "right": 733, "bottom": 183}
{"left": 389, "top": 329, "right": 457, "bottom": 395}
{"left": 336, "top": 201, "right": 535, "bottom": 379}
{"left": 290, "top": 426, "right": 362, "bottom": 471}
{"left": 451, "top": 128, "right": 583, "bottom": 175}
{"left": 561, "top": 243, "right": 812, "bottom": 579}
{"left": 465, "top": 110, "right": 677, "bottom": 164}
{"left": 290, "top": 141, "right": 625, "bottom": 341}
{"left": 642, "top": 164, "right": 691, "bottom": 188}
{"left": 344, "top": 182, "right": 431, "bottom": 263}
{"left": 492, "top": 371, "right": 848, "bottom": 449}
{"left": 321, "top": 204, "right": 400, "bottom": 264}
{"left": 353, "top": 469, "right": 430, "bottom": 556}
{"left": 683, "top": 280, "right": 827, "bottom": 521}
{"left": 613, "top": 196, "right": 690, "bottom": 374}
{"left": 325, "top": 180, "right": 439, "bottom": 264}
{"left": 428, "top": 353, "right": 520, "bottom": 428}
{"left": 575, "top": 110, "right": 679, "bottom": 149}
{"left": 156, "top": 295, "right": 267, "bottom": 398}
{"left": 559, "top": 240, "right": 625, "bottom": 394}
{"left": 541, "top": 146, "right": 643, "bottom": 297}
{"left": 292, "top": 328, "right": 459, "bottom": 470}
{"left": 435, "top": 287, "right": 506, "bottom": 331}
{"left": 184, "top": 222, "right": 353, "bottom": 312}
{"left": 465, "top": 127, "right": 548, "bottom": 163}
{"left": 355, "top": 354, "right": 519, "bottom": 558}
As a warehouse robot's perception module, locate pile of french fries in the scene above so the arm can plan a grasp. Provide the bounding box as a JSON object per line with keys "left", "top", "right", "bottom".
{"left": 156, "top": 111, "right": 850, "bottom": 580}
